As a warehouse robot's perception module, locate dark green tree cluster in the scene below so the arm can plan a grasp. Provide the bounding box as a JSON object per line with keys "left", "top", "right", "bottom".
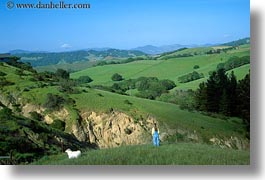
{"left": 76, "top": 76, "right": 93, "bottom": 84}
{"left": 58, "top": 79, "right": 79, "bottom": 93}
{"left": 111, "top": 73, "right": 123, "bottom": 81}
{"left": 217, "top": 56, "right": 250, "bottom": 71}
{"left": 205, "top": 47, "right": 236, "bottom": 55}
{"left": 55, "top": 69, "right": 70, "bottom": 80}
{"left": 178, "top": 71, "right": 204, "bottom": 83}
{"left": 237, "top": 73, "right": 250, "bottom": 129}
{"left": 193, "top": 65, "right": 200, "bottom": 69}
{"left": 5, "top": 56, "right": 36, "bottom": 73}
{"left": 158, "top": 90, "right": 195, "bottom": 111}
{"left": 195, "top": 69, "right": 250, "bottom": 129}
{"left": 161, "top": 53, "right": 193, "bottom": 60}
{"left": 43, "top": 93, "right": 65, "bottom": 111}
{"left": 0, "top": 71, "right": 7, "bottom": 76}
{"left": 111, "top": 77, "right": 176, "bottom": 100}
{"left": 94, "top": 56, "right": 148, "bottom": 67}
{"left": 32, "top": 71, "right": 55, "bottom": 82}
{"left": 53, "top": 69, "right": 82, "bottom": 94}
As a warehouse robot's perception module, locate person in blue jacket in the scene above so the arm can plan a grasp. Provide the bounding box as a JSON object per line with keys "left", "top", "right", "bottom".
{"left": 151, "top": 123, "right": 160, "bottom": 146}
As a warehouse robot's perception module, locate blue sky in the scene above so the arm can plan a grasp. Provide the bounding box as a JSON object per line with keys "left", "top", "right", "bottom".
{"left": 0, "top": 0, "right": 249, "bottom": 52}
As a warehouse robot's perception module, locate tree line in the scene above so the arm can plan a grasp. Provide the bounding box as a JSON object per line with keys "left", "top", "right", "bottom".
{"left": 195, "top": 68, "right": 250, "bottom": 131}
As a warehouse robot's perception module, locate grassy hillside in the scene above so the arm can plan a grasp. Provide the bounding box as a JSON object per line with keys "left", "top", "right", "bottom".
{"left": 16, "top": 49, "right": 146, "bottom": 68}
{"left": 12, "top": 81, "right": 248, "bottom": 144}
{"left": 71, "top": 45, "right": 250, "bottom": 90}
{"left": 69, "top": 88, "right": 248, "bottom": 141}
{"left": 0, "top": 62, "right": 248, "bottom": 144}
{"left": 0, "top": 49, "right": 250, "bottom": 164}
{"left": 32, "top": 143, "right": 249, "bottom": 165}
{"left": 0, "top": 105, "right": 91, "bottom": 164}
{"left": 35, "top": 60, "right": 97, "bottom": 73}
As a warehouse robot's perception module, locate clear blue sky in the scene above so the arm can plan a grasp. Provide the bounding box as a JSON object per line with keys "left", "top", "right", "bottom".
{"left": 0, "top": 0, "right": 250, "bottom": 52}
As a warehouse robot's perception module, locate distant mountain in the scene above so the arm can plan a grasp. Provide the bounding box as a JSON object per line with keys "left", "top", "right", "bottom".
{"left": 9, "top": 37, "right": 250, "bottom": 67}
{"left": 13, "top": 49, "right": 146, "bottom": 67}
{"left": 133, "top": 37, "right": 250, "bottom": 55}
{"left": 86, "top": 47, "right": 111, "bottom": 51}
{"left": 9, "top": 49, "right": 48, "bottom": 54}
{"left": 133, "top": 44, "right": 212, "bottom": 55}
{"left": 221, "top": 37, "right": 250, "bottom": 46}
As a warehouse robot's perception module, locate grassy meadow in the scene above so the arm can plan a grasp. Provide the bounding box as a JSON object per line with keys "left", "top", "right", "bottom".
{"left": 69, "top": 88, "right": 248, "bottom": 141}
{"left": 1, "top": 62, "right": 248, "bottom": 145}
{"left": 0, "top": 42, "right": 250, "bottom": 165}
{"left": 32, "top": 143, "right": 250, "bottom": 165}
{"left": 71, "top": 45, "right": 250, "bottom": 90}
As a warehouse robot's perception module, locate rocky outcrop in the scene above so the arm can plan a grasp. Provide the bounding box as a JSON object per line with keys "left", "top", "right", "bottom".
{"left": 13, "top": 103, "right": 158, "bottom": 148}
{"left": 1, "top": 96, "right": 250, "bottom": 150}
{"left": 209, "top": 136, "right": 249, "bottom": 150}
{"left": 21, "top": 103, "right": 45, "bottom": 117}
{"left": 20, "top": 103, "right": 157, "bottom": 148}
{"left": 21, "top": 103, "right": 71, "bottom": 125}
{"left": 43, "top": 108, "right": 69, "bottom": 125}
{"left": 77, "top": 111, "right": 156, "bottom": 148}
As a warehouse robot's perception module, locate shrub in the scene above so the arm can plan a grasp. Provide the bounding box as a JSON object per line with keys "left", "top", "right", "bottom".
{"left": 55, "top": 69, "right": 69, "bottom": 79}
{"left": 77, "top": 76, "right": 93, "bottom": 84}
{"left": 0, "top": 71, "right": 7, "bottom": 76}
{"left": 29, "top": 111, "right": 43, "bottom": 121}
{"left": 193, "top": 65, "right": 200, "bottom": 69}
{"left": 0, "top": 107, "right": 12, "bottom": 119}
{"left": 0, "top": 77, "right": 14, "bottom": 87}
{"left": 50, "top": 119, "right": 66, "bottom": 131}
{"left": 111, "top": 73, "right": 123, "bottom": 81}
{"left": 43, "top": 93, "right": 65, "bottom": 111}
{"left": 124, "top": 100, "right": 133, "bottom": 105}
{"left": 178, "top": 71, "right": 204, "bottom": 83}
{"left": 15, "top": 69, "right": 24, "bottom": 76}
{"left": 58, "top": 80, "right": 79, "bottom": 94}
{"left": 97, "top": 93, "right": 104, "bottom": 97}
{"left": 216, "top": 56, "right": 250, "bottom": 71}
{"left": 160, "top": 79, "right": 176, "bottom": 90}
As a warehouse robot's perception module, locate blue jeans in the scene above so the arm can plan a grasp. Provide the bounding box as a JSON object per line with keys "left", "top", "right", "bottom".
{"left": 153, "top": 132, "right": 160, "bottom": 146}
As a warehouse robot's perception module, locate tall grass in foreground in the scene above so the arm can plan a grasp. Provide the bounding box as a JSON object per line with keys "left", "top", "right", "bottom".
{"left": 32, "top": 143, "right": 249, "bottom": 165}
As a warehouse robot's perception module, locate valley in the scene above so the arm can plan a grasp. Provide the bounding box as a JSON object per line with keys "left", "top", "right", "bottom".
{"left": 0, "top": 38, "right": 250, "bottom": 165}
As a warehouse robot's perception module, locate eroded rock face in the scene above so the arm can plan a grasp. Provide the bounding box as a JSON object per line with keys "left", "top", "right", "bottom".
{"left": 21, "top": 104, "right": 69, "bottom": 125}
{"left": 209, "top": 136, "right": 249, "bottom": 150}
{"left": 19, "top": 103, "right": 157, "bottom": 148}
{"left": 43, "top": 108, "right": 69, "bottom": 125}
{"left": 21, "top": 103, "right": 45, "bottom": 117}
{"left": 8, "top": 102, "right": 250, "bottom": 150}
{"left": 78, "top": 111, "right": 156, "bottom": 148}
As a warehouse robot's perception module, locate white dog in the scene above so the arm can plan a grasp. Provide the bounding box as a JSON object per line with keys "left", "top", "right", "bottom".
{"left": 65, "top": 148, "right": 81, "bottom": 159}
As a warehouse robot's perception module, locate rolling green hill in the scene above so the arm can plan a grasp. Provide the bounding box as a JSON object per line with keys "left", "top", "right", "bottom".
{"left": 15, "top": 49, "right": 146, "bottom": 69}
{"left": 0, "top": 42, "right": 250, "bottom": 165}
{"left": 221, "top": 37, "right": 250, "bottom": 47}
{"left": 1, "top": 60, "right": 248, "bottom": 139}
{"left": 71, "top": 44, "right": 250, "bottom": 90}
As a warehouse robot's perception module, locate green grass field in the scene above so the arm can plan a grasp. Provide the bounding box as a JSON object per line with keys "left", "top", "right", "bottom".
{"left": 1, "top": 62, "right": 248, "bottom": 143}
{"left": 32, "top": 143, "right": 250, "bottom": 165}
{"left": 70, "top": 88, "right": 248, "bottom": 142}
{"left": 35, "top": 60, "right": 97, "bottom": 73}
{"left": 1, "top": 44, "right": 250, "bottom": 165}
{"left": 71, "top": 45, "right": 250, "bottom": 90}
